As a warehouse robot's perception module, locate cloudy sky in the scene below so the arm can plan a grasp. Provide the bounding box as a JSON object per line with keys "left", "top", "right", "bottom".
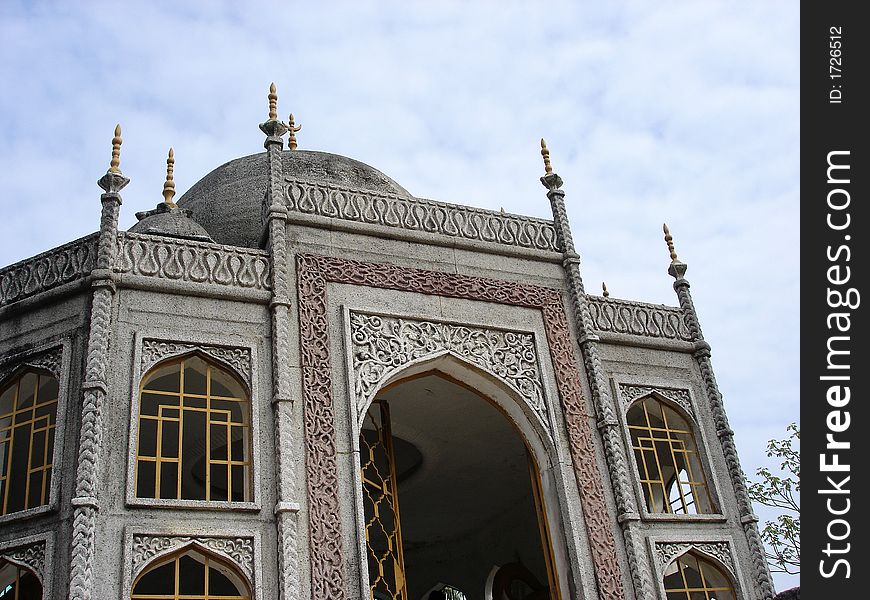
{"left": 0, "top": 0, "right": 799, "bottom": 590}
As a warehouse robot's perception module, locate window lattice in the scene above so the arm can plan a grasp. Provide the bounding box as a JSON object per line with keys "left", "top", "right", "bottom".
{"left": 0, "top": 369, "right": 58, "bottom": 515}
{"left": 663, "top": 552, "right": 736, "bottom": 600}
{"left": 131, "top": 548, "right": 250, "bottom": 600}
{"left": 135, "top": 355, "right": 251, "bottom": 502}
{"left": 627, "top": 396, "right": 714, "bottom": 514}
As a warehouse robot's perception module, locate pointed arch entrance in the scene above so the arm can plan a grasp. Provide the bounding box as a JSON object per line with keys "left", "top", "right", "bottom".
{"left": 355, "top": 356, "right": 562, "bottom": 600}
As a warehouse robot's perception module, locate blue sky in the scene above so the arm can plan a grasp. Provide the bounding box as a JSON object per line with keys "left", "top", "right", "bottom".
{"left": 0, "top": 0, "right": 799, "bottom": 590}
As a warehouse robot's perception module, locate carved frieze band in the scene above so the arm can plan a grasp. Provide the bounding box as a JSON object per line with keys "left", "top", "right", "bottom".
{"left": 587, "top": 296, "right": 693, "bottom": 341}
{"left": 0, "top": 233, "right": 98, "bottom": 308}
{"left": 618, "top": 383, "right": 694, "bottom": 418}
{"left": 297, "top": 253, "right": 624, "bottom": 600}
{"left": 116, "top": 232, "right": 271, "bottom": 290}
{"left": 0, "top": 346, "right": 63, "bottom": 384}
{"left": 349, "top": 311, "right": 550, "bottom": 434}
{"left": 0, "top": 540, "right": 46, "bottom": 583}
{"left": 140, "top": 339, "right": 252, "bottom": 389}
{"left": 131, "top": 534, "right": 254, "bottom": 584}
{"left": 285, "top": 177, "right": 560, "bottom": 252}
{"left": 655, "top": 541, "right": 736, "bottom": 576}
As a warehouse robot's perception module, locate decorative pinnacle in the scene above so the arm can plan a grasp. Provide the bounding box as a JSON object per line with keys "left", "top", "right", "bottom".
{"left": 268, "top": 82, "right": 278, "bottom": 120}
{"left": 109, "top": 124, "right": 123, "bottom": 173}
{"left": 540, "top": 138, "right": 553, "bottom": 175}
{"left": 162, "top": 148, "right": 176, "bottom": 207}
{"left": 288, "top": 113, "right": 302, "bottom": 150}
{"left": 602, "top": 282, "right": 610, "bottom": 298}
{"left": 663, "top": 223, "right": 679, "bottom": 263}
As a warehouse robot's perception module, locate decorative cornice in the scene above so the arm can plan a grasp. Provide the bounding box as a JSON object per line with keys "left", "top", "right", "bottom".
{"left": 140, "top": 339, "right": 252, "bottom": 389}
{"left": 0, "top": 540, "right": 46, "bottom": 584}
{"left": 655, "top": 541, "right": 735, "bottom": 577}
{"left": 0, "top": 233, "right": 99, "bottom": 308}
{"left": 349, "top": 312, "right": 550, "bottom": 435}
{"left": 618, "top": 383, "right": 694, "bottom": 418}
{"left": 587, "top": 296, "right": 693, "bottom": 341}
{"left": 115, "top": 232, "right": 271, "bottom": 291}
{"left": 0, "top": 345, "right": 63, "bottom": 384}
{"left": 131, "top": 534, "right": 254, "bottom": 585}
{"left": 284, "top": 177, "right": 560, "bottom": 253}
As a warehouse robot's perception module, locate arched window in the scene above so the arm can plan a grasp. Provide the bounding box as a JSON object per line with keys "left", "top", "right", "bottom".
{"left": 0, "top": 369, "right": 58, "bottom": 515}
{"left": 135, "top": 355, "right": 251, "bottom": 502}
{"left": 0, "top": 558, "right": 42, "bottom": 599}
{"left": 663, "top": 551, "right": 736, "bottom": 600}
{"left": 131, "top": 547, "right": 251, "bottom": 600}
{"left": 627, "top": 396, "right": 714, "bottom": 514}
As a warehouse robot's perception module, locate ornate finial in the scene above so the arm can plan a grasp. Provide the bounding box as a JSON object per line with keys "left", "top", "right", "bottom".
{"left": 663, "top": 223, "right": 679, "bottom": 263}
{"left": 162, "top": 148, "right": 176, "bottom": 207}
{"left": 541, "top": 138, "right": 553, "bottom": 175}
{"left": 268, "top": 82, "right": 278, "bottom": 121}
{"left": 602, "top": 282, "right": 610, "bottom": 297}
{"left": 287, "top": 113, "right": 302, "bottom": 150}
{"left": 109, "top": 124, "right": 122, "bottom": 173}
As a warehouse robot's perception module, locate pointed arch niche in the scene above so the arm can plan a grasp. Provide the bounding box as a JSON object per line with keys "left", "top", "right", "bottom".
{"left": 350, "top": 343, "right": 568, "bottom": 600}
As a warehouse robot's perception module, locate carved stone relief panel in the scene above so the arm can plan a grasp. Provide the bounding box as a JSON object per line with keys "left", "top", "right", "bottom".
{"left": 348, "top": 311, "right": 551, "bottom": 436}
{"left": 130, "top": 534, "right": 254, "bottom": 585}
{"left": 618, "top": 383, "right": 694, "bottom": 419}
{"left": 655, "top": 541, "right": 736, "bottom": 576}
{"left": 0, "top": 346, "right": 63, "bottom": 383}
{"left": 140, "top": 339, "right": 252, "bottom": 389}
{"left": 587, "top": 296, "right": 693, "bottom": 341}
{"left": 0, "top": 540, "right": 46, "bottom": 584}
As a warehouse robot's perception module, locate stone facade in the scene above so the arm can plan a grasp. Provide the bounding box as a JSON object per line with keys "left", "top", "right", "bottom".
{"left": 0, "top": 114, "right": 773, "bottom": 600}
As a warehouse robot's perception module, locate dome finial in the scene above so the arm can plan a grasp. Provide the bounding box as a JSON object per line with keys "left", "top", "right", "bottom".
{"left": 268, "top": 82, "right": 278, "bottom": 121}
{"left": 540, "top": 138, "right": 553, "bottom": 175}
{"left": 109, "top": 124, "right": 123, "bottom": 174}
{"left": 602, "top": 281, "right": 610, "bottom": 298}
{"left": 288, "top": 113, "right": 302, "bottom": 150}
{"left": 162, "top": 148, "right": 176, "bottom": 207}
{"left": 663, "top": 223, "right": 679, "bottom": 263}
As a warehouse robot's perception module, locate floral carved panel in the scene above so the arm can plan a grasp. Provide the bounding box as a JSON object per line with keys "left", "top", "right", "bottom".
{"left": 140, "top": 339, "right": 252, "bottom": 389}
{"left": 296, "top": 253, "right": 625, "bottom": 600}
{"left": 349, "top": 311, "right": 550, "bottom": 435}
{"left": 0, "top": 346, "right": 63, "bottom": 384}
{"left": 131, "top": 534, "right": 254, "bottom": 585}
{"left": 618, "top": 383, "right": 694, "bottom": 418}
{"left": 655, "top": 541, "right": 736, "bottom": 576}
{"left": 0, "top": 540, "right": 46, "bottom": 584}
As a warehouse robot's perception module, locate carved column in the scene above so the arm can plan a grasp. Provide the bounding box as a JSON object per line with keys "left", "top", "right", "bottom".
{"left": 668, "top": 256, "right": 775, "bottom": 600}
{"left": 541, "top": 167, "right": 653, "bottom": 600}
{"left": 259, "top": 90, "right": 299, "bottom": 600}
{"left": 69, "top": 131, "right": 128, "bottom": 600}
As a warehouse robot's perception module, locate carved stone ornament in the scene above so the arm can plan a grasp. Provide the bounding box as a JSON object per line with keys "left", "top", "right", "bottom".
{"left": 0, "top": 346, "right": 63, "bottom": 384}
{"left": 618, "top": 383, "right": 694, "bottom": 418}
{"left": 131, "top": 534, "right": 254, "bottom": 584}
{"left": 655, "top": 541, "right": 736, "bottom": 576}
{"left": 0, "top": 540, "right": 46, "bottom": 583}
{"left": 297, "top": 253, "right": 625, "bottom": 600}
{"left": 284, "top": 177, "right": 560, "bottom": 253}
{"left": 349, "top": 312, "right": 549, "bottom": 432}
{"left": 140, "top": 339, "right": 252, "bottom": 389}
{"left": 587, "top": 296, "right": 693, "bottom": 341}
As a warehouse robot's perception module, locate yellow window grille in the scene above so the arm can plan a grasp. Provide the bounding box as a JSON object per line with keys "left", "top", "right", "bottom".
{"left": 131, "top": 548, "right": 250, "bottom": 600}
{"left": 663, "top": 551, "right": 736, "bottom": 600}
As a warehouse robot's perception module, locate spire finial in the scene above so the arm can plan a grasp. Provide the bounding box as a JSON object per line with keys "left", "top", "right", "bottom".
{"left": 288, "top": 113, "right": 302, "bottom": 150}
{"left": 162, "top": 148, "right": 176, "bottom": 207}
{"left": 663, "top": 223, "right": 678, "bottom": 263}
{"left": 268, "top": 82, "right": 278, "bottom": 121}
{"left": 540, "top": 138, "right": 553, "bottom": 175}
{"left": 109, "top": 124, "right": 122, "bottom": 174}
{"left": 602, "top": 282, "right": 610, "bottom": 298}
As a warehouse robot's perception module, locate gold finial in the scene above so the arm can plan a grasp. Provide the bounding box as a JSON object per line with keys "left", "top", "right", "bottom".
{"left": 268, "top": 82, "right": 278, "bottom": 120}
{"left": 162, "top": 148, "right": 176, "bottom": 207}
{"left": 602, "top": 282, "right": 610, "bottom": 298}
{"left": 540, "top": 138, "right": 553, "bottom": 175}
{"left": 288, "top": 113, "right": 302, "bottom": 150}
{"left": 109, "top": 124, "right": 122, "bottom": 173}
{"left": 663, "top": 223, "right": 678, "bottom": 263}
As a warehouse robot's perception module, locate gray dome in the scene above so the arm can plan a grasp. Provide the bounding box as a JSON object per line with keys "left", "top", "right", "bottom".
{"left": 129, "top": 201, "right": 214, "bottom": 243}
{"left": 178, "top": 150, "right": 411, "bottom": 248}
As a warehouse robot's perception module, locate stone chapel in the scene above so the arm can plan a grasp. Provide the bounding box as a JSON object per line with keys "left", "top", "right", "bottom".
{"left": 0, "top": 85, "right": 775, "bottom": 600}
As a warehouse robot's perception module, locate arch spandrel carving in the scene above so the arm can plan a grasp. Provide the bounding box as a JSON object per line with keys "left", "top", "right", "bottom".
{"left": 0, "top": 346, "right": 63, "bottom": 384}
{"left": 140, "top": 339, "right": 252, "bottom": 390}
{"left": 348, "top": 311, "right": 552, "bottom": 439}
{"left": 655, "top": 541, "right": 736, "bottom": 577}
{"left": 130, "top": 534, "right": 254, "bottom": 586}
{"left": 619, "top": 383, "right": 695, "bottom": 419}
{"left": 0, "top": 540, "right": 46, "bottom": 585}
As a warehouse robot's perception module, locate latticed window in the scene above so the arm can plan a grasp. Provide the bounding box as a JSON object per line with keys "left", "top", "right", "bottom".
{"left": 135, "top": 355, "right": 252, "bottom": 502}
{"left": 627, "top": 396, "right": 714, "bottom": 514}
{"left": 0, "top": 369, "right": 58, "bottom": 515}
{"left": 131, "top": 547, "right": 251, "bottom": 600}
{"left": 663, "top": 551, "right": 736, "bottom": 600}
{"left": 0, "top": 558, "right": 42, "bottom": 600}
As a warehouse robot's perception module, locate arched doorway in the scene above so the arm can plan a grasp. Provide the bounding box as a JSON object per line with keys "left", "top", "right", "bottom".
{"left": 359, "top": 371, "right": 559, "bottom": 600}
